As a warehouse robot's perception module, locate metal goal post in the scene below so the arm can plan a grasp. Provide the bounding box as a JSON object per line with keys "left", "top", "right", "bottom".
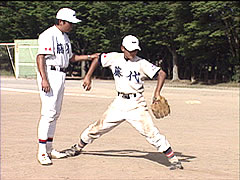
{"left": 0, "top": 39, "right": 38, "bottom": 79}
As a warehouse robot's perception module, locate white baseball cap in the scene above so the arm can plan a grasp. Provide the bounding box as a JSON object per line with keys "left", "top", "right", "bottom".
{"left": 56, "top": 8, "right": 81, "bottom": 23}
{"left": 122, "top": 35, "right": 141, "bottom": 51}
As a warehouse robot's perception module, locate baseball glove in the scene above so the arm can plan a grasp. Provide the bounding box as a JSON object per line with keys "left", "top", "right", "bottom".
{"left": 151, "top": 96, "right": 170, "bottom": 119}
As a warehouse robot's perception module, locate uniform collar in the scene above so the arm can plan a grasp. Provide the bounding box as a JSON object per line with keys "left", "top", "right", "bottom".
{"left": 124, "top": 55, "right": 138, "bottom": 62}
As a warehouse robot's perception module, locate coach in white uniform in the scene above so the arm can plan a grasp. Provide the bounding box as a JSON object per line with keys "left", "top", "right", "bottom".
{"left": 36, "top": 7, "right": 98, "bottom": 165}
{"left": 64, "top": 35, "right": 183, "bottom": 170}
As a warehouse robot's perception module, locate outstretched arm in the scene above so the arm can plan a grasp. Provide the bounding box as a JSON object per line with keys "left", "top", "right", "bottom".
{"left": 69, "top": 53, "right": 99, "bottom": 62}
{"left": 82, "top": 55, "right": 100, "bottom": 91}
{"left": 153, "top": 69, "right": 167, "bottom": 98}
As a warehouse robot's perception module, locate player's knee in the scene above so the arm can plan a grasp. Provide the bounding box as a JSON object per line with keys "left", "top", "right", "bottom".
{"left": 41, "top": 112, "right": 59, "bottom": 122}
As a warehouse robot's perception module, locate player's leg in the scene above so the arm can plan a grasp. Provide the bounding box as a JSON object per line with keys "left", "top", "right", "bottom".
{"left": 46, "top": 72, "right": 67, "bottom": 159}
{"left": 37, "top": 71, "right": 66, "bottom": 165}
{"left": 127, "top": 106, "right": 183, "bottom": 170}
{"left": 37, "top": 72, "right": 54, "bottom": 165}
{"left": 63, "top": 98, "right": 125, "bottom": 156}
{"left": 46, "top": 117, "right": 67, "bottom": 159}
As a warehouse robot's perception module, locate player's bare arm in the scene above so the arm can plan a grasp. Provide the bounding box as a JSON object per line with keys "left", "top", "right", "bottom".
{"left": 36, "top": 54, "right": 50, "bottom": 93}
{"left": 153, "top": 69, "right": 167, "bottom": 98}
{"left": 69, "top": 53, "right": 100, "bottom": 63}
{"left": 82, "top": 55, "right": 99, "bottom": 91}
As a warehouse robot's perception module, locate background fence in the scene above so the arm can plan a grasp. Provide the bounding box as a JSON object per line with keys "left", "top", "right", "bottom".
{"left": 0, "top": 39, "right": 38, "bottom": 79}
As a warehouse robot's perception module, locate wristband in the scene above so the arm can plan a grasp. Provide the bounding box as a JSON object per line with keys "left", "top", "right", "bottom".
{"left": 87, "top": 55, "right": 91, "bottom": 60}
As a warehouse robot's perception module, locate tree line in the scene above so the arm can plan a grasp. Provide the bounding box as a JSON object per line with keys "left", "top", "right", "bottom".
{"left": 0, "top": 1, "right": 239, "bottom": 83}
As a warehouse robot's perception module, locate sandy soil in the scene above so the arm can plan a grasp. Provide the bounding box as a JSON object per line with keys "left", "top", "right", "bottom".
{"left": 1, "top": 77, "right": 239, "bottom": 180}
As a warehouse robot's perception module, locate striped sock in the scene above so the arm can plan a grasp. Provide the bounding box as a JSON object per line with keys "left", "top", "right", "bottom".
{"left": 46, "top": 138, "right": 53, "bottom": 153}
{"left": 163, "top": 147, "right": 175, "bottom": 159}
{"left": 47, "top": 137, "right": 53, "bottom": 142}
{"left": 39, "top": 139, "right": 47, "bottom": 144}
{"left": 79, "top": 139, "right": 87, "bottom": 148}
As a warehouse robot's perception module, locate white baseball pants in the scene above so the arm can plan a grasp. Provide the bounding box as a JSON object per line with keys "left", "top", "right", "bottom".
{"left": 81, "top": 94, "right": 171, "bottom": 152}
{"left": 37, "top": 69, "right": 66, "bottom": 142}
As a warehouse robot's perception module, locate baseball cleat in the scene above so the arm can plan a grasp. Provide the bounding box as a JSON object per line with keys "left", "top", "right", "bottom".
{"left": 48, "top": 149, "right": 68, "bottom": 159}
{"left": 169, "top": 161, "right": 184, "bottom": 170}
{"left": 168, "top": 156, "right": 183, "bottom": 170}
{"left": 61, "top": 144, "right": 82, "bottom": 157}
{"left": 38, "top": 153, "right": 52, "bottom": 166}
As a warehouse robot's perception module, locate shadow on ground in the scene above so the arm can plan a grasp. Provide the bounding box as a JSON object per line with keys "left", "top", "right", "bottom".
{"left": 63, "top": 149, "right": 196, "bottom": 168}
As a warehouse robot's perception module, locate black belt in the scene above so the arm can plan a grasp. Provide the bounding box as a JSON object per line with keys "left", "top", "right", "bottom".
{"left": 50, "top": 66, "right": 67, "bottom": 73}
{"left": 118, "top": 92, "right": 137, "bottom": 99}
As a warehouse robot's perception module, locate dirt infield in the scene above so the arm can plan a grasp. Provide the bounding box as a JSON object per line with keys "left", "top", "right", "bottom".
{"left": 1, "top": 77, "right": 239, "bottom": 180}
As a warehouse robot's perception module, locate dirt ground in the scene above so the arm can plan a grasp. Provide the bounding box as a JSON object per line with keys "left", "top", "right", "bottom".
{"left": 1, "top": 77, "right": 239, "bottom": 180}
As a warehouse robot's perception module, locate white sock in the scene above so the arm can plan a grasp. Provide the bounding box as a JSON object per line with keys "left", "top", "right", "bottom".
{"left": 38, "top": 143, "right": 47, "bottom": 155}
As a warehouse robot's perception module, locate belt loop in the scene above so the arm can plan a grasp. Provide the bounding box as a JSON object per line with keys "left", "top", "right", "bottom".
{"left": 56, "top": 66, "right": 60, "bottom": 71}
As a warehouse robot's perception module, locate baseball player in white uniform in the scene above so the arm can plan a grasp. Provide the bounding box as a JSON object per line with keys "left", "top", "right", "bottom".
{"left": 63, "top": 35, "right": 183, "bottom": 170}
{"left": 36, "top": 7, "right": 99, "bottom": 166}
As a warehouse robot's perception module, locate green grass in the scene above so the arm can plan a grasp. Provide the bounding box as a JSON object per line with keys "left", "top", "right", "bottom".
{"left": 0, "top": 61, "right": 15, "bottom": 77}
{"left": 0, "top": 69, "right": 14, "bottom": 77}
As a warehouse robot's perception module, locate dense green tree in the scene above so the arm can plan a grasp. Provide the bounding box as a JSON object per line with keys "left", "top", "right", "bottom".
{"left": 176, "top": 1, "right": 240, "bottom": 82}
{"left": 0, "top": 1, "right": 239, "bottom": 82}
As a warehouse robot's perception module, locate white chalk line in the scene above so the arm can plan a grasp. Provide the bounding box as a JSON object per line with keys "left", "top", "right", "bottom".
{"left": 185, "top": 100, "right": 201, "bottom": 104}
{"left": 164, "top": 86, "right": 238, "bottom": 93}
{"left": 0, "top": 87, "right": 114, "bottom": 99}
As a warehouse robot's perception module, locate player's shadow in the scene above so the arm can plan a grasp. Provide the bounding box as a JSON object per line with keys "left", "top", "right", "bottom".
{"left": 79, "top": 149, "right": 196, "bottom": 168}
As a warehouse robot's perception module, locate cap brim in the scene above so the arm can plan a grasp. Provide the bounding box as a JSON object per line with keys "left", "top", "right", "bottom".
{"left": 69, "top": 18, "right": 82, "bottom": 23}
{"left": 125, "top": 46, "right": 141, "bottom": 51}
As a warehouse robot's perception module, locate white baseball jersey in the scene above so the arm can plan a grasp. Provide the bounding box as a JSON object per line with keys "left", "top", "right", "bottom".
{"left": 37, "top": 25, "right": 72, "bottom": 148}
{"left": 80, "top": 52, "right": 171, "bottom": 153}
{"left": 99, "top": 52, "right": 160, "bottom": 94}
{"left": 37, "top": 25, "right": 73, "bottom": 68}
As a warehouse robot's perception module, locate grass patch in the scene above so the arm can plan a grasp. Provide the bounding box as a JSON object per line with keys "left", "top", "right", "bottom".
{"left": 0, "top": 69, "right": 14, "bottom": 77}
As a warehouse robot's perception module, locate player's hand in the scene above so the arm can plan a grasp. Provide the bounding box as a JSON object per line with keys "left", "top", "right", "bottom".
{"left": 41, "top": 79, "right": 51, "bottom": 93}
{"left": 82, "top": 77, "right": 91, "bottom": 91}
{"left": 90, "top": 53, "right": 100, "bottom": 60}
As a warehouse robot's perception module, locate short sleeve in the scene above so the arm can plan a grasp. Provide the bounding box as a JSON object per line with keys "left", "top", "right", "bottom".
{"left": 99, "top": 52, "right": 118, "bottom": 68}
{"left": 140, "top": 59, "right": 160, "bottom": 79}
{"left": 37, "top": 33, "right": 54, "bottom": 55}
